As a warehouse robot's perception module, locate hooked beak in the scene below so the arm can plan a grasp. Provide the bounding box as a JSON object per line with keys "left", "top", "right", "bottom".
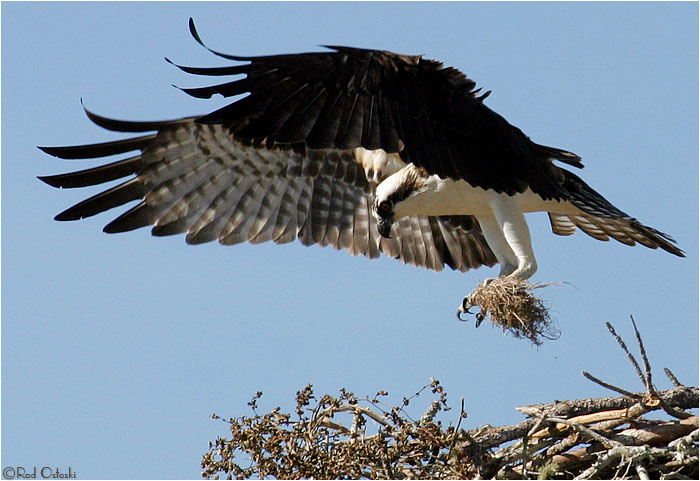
{"left": 377, "top": 217, "right": 393, "bottom": 238}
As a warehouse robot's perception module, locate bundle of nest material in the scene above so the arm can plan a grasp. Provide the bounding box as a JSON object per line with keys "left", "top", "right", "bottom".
{"left": 202, "top": 321, "right": 698, "bottom": 480}
{"left": 460, "top": 276, "right": 559, "bottom": 345}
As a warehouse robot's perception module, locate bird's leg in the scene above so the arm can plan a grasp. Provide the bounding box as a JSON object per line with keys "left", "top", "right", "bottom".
{"left": 489, "top": 196, "right": 538, "bottom": 279}
{"left": 474, "top": 215, "right": 519, "bottom": 285}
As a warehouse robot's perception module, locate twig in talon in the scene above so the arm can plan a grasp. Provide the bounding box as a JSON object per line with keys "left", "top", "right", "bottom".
{"left": 457, "top": 277, "right": 560, "bottom": 345}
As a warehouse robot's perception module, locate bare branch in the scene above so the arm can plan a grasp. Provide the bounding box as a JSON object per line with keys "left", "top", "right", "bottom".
{"left": 582, "top": 370, "right": 641, "bottom": 399}
{"left": 635, "top": 460, "right": 650, "bottom": 480}
{"left": 606, "top": 322, "right": 647, "bottom": 388}
{"left": 630, "top": 316, "right": 654, "bottom": 391}
{"left": 546, "top": 416, "right": 625, "bottom": 448}
{"left": 664, "top": 367, "right": 683, "bottom": 388}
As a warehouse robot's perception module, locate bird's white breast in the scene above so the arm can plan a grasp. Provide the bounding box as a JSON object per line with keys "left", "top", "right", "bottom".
{"left": 396, "top": 174, "right": 577, "bottom": 218}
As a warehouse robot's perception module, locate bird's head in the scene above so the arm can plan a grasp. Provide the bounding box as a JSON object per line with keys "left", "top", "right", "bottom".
{"left": 372, "top": 164, "right": 430, "bottom": 238}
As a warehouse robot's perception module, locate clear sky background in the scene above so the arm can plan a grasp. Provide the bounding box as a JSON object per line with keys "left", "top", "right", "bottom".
{"left": 2, "top": 2, "right": 697, "bottom": 479}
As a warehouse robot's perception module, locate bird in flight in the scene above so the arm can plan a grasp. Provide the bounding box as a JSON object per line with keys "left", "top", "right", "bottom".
{"left": 40, "top": 19, "right": 683, "bottom": 309}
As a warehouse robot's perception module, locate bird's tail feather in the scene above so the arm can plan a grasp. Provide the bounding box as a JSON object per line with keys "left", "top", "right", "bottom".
{"left": 548, "top": 171, "right": 684, "bottom": 257}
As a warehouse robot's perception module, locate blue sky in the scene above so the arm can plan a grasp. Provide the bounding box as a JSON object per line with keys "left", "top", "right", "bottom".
{"left": 2, "top": 2, "right": 697, "bottom": 479}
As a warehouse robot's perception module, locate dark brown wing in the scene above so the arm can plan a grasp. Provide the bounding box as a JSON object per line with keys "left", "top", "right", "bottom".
{"left": 39, "top": 110, "right": 497, "bottom": 272}
{"left": 169, "top": 19, "right": 582, "bottom": 200}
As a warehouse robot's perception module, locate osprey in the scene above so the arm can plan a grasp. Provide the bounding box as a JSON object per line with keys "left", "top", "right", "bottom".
{"left": 40, "top": 20, "right": 683, "bottom": 306}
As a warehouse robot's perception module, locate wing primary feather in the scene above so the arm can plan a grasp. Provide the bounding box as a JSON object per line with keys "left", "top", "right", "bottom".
{"left": 38, "top": 135, "right": 156, "bottom": 159}
{"left": 38, "top": 156, "right": 140, "bottom": 188}
{"left": 152, "top": 216, "right": 191, "bottom": 237}
{"left": 82, "top": 107, "right": 190, "bottom": 132}
{"left": 164, "top": 57, "right": 248, "bottom": 76}
{"left": 54, "top": 178, "right": 144, "bottom": 221}
{"left": 187, "top": 18, "right": 334, "bottom": 63}
{"left": 188, "top": 18, "right": 254, "bottom": 62}
{"left": 104, "top": 203, "right": 158, "bottom": 233}
{"left": 178, "top": 81, "right": 245, "bottom": 100}
{"left": 179, "top": 74, "right": 289, "bottom": 101}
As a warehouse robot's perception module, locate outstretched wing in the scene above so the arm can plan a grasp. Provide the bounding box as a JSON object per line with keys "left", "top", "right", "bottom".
{"left": 547, "top": 170, "right": 684, "bottom": 257}
{"left": 39, "top": 111, "right": 497, "bottom": 273}
{"left": 167, "top": 19, "right": 581, "bottom": 200}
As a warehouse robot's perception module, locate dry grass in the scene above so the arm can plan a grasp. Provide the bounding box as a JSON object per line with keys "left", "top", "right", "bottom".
{"left": 462, "top": 277, "right": 559, "bottom": 345}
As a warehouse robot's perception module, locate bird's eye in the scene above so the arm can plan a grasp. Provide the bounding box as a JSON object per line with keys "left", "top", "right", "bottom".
{"left": 378, "top": 200, "right": 392, "bottom": 213}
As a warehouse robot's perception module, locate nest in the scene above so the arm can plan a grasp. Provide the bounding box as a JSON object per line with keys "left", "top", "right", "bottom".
{"left": 203, "top": 319, "right": 698, "bottom": 480}
{"left": 460, "top": 277, "right": 559, "bottom": 345}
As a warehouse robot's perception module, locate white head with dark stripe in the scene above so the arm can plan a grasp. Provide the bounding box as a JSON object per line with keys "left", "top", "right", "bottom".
{"left": 373, "top": 164, "right": 430, "bottom": 238}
